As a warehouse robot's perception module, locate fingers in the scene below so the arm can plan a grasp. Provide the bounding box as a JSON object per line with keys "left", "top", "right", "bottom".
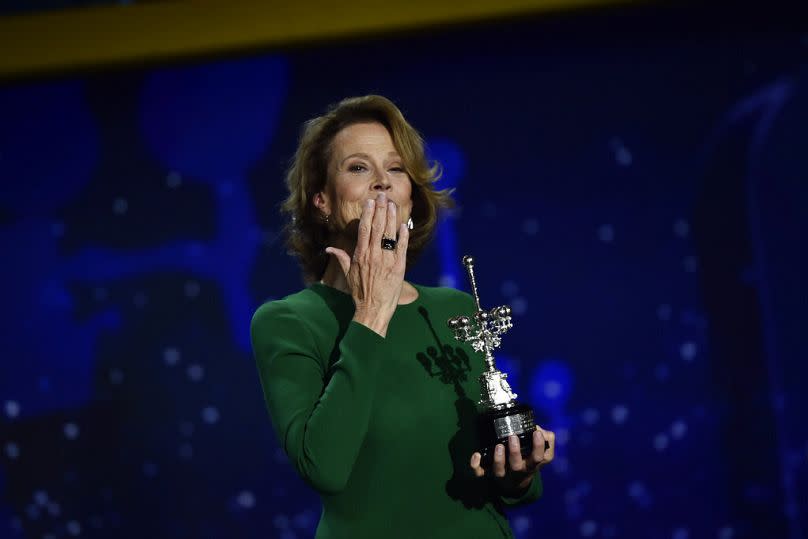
{"left": 469, "top": 452, "right": 485, "bottom": 478}
{"left": 538, "top": 426, "right": 556, "bottom": 463}
{"left": 369, "top": 193, "right": 388, "bottom": 255}
{"left": 507, "top": 435, "right": 526, "bottom": 472}
{"left": 530, "top": 428, "right": 547, "bottom": 464}
{"left": 395, "top": 222, "right": 409, "bottom": 269}
{"left": 384, "top": 199, "right": 398, "bottom": 245}
{"left": 353, "top": 198, "right": 376, "bottom": 260}
{"left": 324, "top": 247, "right": 351, "bottom": 276}
{"left": 493, "top": 443, "right": 506, "bottom": 478}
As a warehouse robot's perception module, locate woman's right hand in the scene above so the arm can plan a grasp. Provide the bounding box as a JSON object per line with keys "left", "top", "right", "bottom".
{"left": 325, "top": 192, "right": 410, "bottom": 338}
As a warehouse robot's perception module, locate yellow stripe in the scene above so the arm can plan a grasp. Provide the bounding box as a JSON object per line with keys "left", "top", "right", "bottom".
{"left": 0, "top": 0, "right": 635, "bottom": 79}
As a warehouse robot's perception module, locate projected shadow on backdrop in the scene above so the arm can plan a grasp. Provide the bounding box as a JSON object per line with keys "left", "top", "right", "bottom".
{"left": 0, "top": 56, "right": 296, "bottom": 537}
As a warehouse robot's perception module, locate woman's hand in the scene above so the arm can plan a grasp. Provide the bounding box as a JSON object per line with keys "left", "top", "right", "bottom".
{"left": 469, "top": 426, "right": 556, "bottom": 495}
{"left": 325, "top": 192, "right": 409, "bottom": 338}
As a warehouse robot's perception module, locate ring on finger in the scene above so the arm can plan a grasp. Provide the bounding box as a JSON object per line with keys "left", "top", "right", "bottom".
{"left": 381, "top": 235, "right": 397, "bottom": 251}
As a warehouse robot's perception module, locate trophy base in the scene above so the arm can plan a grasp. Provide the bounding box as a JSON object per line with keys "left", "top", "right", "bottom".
{"left": 478, "top": 402, "right": 537, "bottom": 467}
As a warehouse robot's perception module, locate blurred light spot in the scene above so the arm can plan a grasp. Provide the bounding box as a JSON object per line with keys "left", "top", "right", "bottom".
{"left": 184, "top": 281, "right": 200, "bottom": 298}
{"left": 543, "top": 380, "right": 562, "bottom": 399}
{"left": 166, "top": 171, "right": 182, "bottom": 188}
{"left": 654, "top": 433, "right": 669, "bottom": 451}
{"left": 290, "top": 511, "right": 312, "bottom": 531}
{"left": 611, "top": 405, "right": 629, "bottom": 425}
{"left": 580, "top": 520, "right": 598, "bottom": 537}
{"left": 180, "top": 422, "right": 194, "bottom": 437}
{"left": 553, "top": 456, "right": 569, "bottom": 474}
{"left": 522, "top": 218, "right": 539, "bottom": 236}
{"left": 673, "top": 219, "right": 689, "bottom": 238}
{"left": 51, "top": 221, "right": 65, "bottom": 237}
{"left": 654, "top": 363, "right": 670, "bottom": 381}
{"left": 672, "top": 527, "right": 689, "bottom": 539}
{"left": 25, "top": 504, "right": 39, "bottom": 519}
{"left": 202, "top": 406, "right": 220, "bottom": 424}
{"left": 597, "top": 224, "right": 614, "bottom": 243}
{"left": 680, "top": 341, "right": 697, "bottom": 362}
{"left": 582, "top": 408, "right": 600, "bottom": 425}
{"left": 513, "top": 515, "right": 531, "bottom": 534}
{"left": 66, "top": 520, "right": 81, "bottom": 536}
{"left": 236, "top": 490, "right": 255, "bottom": 509}
{"left": 187, "top": 364, "right": 205, "bottom": 382}
{"left": 657, "top": 304, "right": 672, "bottom": 321}
{"left": 273, "top": 514, "right": 290, "bottom": 529}
{"left": 33, "top": 490, "right": 48, "bottom": 505}
{"left": 511, "top": 297, "right": 527, "bottom": 316}
{"left": 112, "top": 197, "right": 128, "bottom": 215}
{"left": 556, "top": 428, "right": 570, "bottom": 446}
{"left": 501, "top": 280, "right": 519, "bottom": 298}
{"left": 530, "top": 360, "right": 573, "bottom": 411}
{"left": 670, "top": 420, "right": 688, "bottom": 439}
{"left": 4, "top": 400, "right": 20, "bottom": 418}
{"left": 718, "top": 526, "right": 735, "bottom": 539}
{"left": 178, "top": 443, "right": 193, "bottom": 459}
{"left": 628, "top": 481, "right": 644, "bottom": 498}
{"left": 108, "top": 368, "right": 124, "bottom": 385}
{"left": 438, "top": 275, "right": 456, "bottom": 288}
{"left": 163, "top": 347, "right": 181, "bottom": 366}
{"left": 133, "top": 292, "right": 148, "bottom": 308}
{"left": 63, "top": 422, "right": 79, "bottom": 440}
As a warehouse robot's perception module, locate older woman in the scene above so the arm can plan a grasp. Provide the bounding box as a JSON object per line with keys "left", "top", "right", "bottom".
{"left": 250, "top": 95, "right": 555, "bottom": 538}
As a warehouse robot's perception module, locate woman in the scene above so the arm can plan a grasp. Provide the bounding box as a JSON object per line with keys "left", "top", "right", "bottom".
{"left": 250, "top": 95, "right": 555, "bottom": 538}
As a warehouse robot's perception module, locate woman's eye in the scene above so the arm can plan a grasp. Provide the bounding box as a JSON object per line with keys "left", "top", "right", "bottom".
{"left": 348, "top": 164, "right": 367, "bottom": 173}
{"left": 389, "top": 166, "right": 405, "bottom": 173}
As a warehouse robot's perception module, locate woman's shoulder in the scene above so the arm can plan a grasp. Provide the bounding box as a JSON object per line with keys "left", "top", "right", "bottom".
{"left": 251, "top": 287, "right": 328, "bottom": 334}
{"left": 412, "top": 283, "right": 476, "bottom": 308}
{"left": 250, "top": 284, "right": 352, "bottom": 351}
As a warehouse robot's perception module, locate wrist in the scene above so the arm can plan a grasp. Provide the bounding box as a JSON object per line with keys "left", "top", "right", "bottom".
{"left": 352, "top": 311, "right": 389, "bottom": 338}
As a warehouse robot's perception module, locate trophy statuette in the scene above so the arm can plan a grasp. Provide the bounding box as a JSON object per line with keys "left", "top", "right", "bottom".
{"left": 447, "top": 255, "right": 546, "bottom": 466}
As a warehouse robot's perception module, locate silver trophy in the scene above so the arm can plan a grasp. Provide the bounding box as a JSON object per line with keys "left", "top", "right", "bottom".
{"left": 447, "top": 255, "right": 542, "bottom": 465}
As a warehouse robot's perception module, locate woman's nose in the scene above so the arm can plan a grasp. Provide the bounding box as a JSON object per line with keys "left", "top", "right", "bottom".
{"left": 372, "top": 176, "right": 392, "bottom": 191}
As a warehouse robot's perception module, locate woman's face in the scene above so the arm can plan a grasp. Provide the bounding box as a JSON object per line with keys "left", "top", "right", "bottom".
{"left": 316, "top": 121, "right": 413, "bottom": 233}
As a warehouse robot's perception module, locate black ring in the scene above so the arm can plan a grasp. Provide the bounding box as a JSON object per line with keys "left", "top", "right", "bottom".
{"left": 381, "top": 237, "right": 397, "bottom": 250}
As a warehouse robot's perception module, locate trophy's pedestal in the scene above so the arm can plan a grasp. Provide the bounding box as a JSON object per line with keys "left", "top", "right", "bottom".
{"left": 477, "top": 402, "right": 536, "bottom": 467}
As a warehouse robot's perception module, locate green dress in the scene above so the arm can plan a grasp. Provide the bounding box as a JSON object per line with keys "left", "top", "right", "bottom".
{"left": 250, "top": 282, "right": 542, "bottom": 538}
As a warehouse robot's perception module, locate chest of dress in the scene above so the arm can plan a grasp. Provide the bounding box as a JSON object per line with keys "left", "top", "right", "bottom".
{"left": 363, "top": 305, "right": 486, "bottom": 452}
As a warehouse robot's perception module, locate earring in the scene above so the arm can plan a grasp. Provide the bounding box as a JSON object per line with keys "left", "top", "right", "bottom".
{"left": 323, "top": 213, "right": 330, "bottom": 224}
{"left": 407, "top": 217, "right": 414, "bottom": 230}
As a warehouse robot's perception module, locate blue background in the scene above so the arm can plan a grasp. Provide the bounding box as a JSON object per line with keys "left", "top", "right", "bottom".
{"left": 1, "top": 6, "right": 806, "bottom": 539}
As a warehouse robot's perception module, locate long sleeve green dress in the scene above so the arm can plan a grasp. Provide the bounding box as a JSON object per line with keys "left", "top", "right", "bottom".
{"left": 250, "top": 282, "right": 542, "bottom": 538}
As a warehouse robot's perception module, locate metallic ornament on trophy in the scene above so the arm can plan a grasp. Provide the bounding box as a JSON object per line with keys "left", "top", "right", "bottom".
{"left": 447, "top": 255, "right": 545, "bottom": 466}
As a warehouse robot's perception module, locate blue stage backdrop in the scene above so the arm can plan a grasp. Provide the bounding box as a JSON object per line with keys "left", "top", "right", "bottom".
{"left": 1, "top": 7, "right": 806, "bottom": 539}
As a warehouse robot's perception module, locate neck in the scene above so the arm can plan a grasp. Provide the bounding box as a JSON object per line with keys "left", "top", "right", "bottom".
{"left": 320, "top": 256, "right": 351, "bottom": 294}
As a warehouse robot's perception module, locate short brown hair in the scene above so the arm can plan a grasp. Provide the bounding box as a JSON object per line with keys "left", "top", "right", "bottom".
{"left": 281, "top": 95, "right": 454, "bottom": 282}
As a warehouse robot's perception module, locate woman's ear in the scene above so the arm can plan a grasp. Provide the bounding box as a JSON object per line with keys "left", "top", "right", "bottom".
{"left": 313, "top": 191, "right": 330, "bottom": 216}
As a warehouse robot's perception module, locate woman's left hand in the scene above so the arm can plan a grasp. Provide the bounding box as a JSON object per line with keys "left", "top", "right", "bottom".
{"left": 469, "top": 426, "right": 555, "bottom": 494}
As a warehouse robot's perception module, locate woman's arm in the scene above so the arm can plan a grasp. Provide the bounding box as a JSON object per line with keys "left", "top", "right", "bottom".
{"left": 251, "top": 300, "right": 385, "bottom": 495}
